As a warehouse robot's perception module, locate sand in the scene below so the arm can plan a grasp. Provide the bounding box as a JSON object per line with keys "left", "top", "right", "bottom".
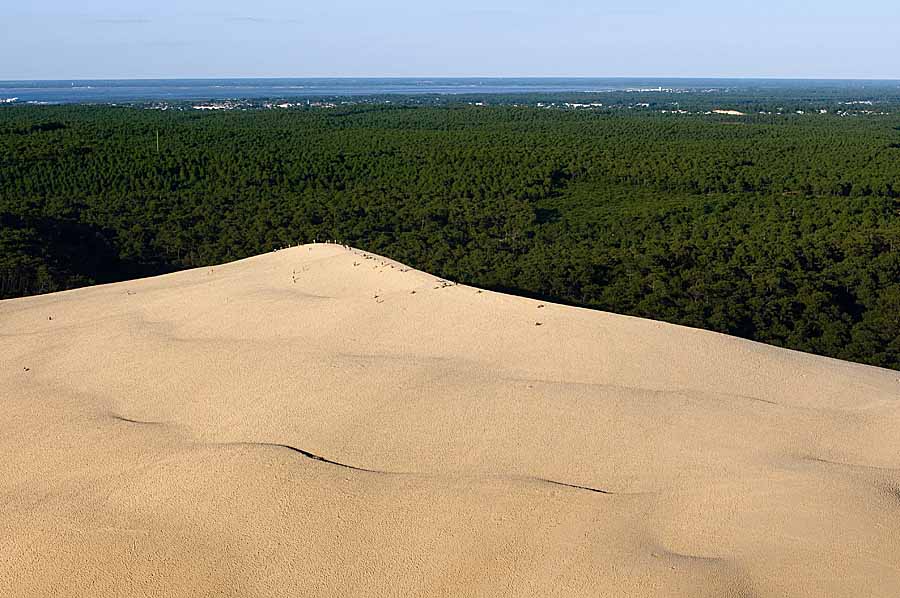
{"left": 2, "top": 243, "right": 899, "bottom": 597}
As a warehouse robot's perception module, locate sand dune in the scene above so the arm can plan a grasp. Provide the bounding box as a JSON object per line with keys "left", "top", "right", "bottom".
{"left": 2, "top": 243, "right": 899, "bottom": 597}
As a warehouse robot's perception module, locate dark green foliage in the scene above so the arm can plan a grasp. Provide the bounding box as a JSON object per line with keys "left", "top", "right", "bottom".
{"left": 1, "top": 104, "right": 899, "bottom": 369}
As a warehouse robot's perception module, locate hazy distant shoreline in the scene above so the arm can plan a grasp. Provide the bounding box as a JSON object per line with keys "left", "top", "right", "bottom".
{"left": 2, "top": 77, "right": 898, "bottom": 104}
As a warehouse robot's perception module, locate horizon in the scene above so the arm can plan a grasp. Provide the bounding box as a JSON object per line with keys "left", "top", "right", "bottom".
{"left": 5, "top": 76, "right": 899, "bottom": 105}
{"left": 4, "top": 76, "right": 899, "bottom": 105}
{"left": 4, "top": 76, "right": 900, "bottom": 85}
{"left": 4, "top": 76, "right": 900, "bottom": 84}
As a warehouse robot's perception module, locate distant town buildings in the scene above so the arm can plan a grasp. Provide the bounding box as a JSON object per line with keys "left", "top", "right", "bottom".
{"left": 84, "top": 96, "right": 890, "bottom": 118}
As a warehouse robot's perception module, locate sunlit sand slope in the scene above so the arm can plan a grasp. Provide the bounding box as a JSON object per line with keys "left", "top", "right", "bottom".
{"left": 2, "top": 244, "right": 899, "bottom": 597}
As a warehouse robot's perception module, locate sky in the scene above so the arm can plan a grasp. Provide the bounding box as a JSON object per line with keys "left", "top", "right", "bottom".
{"left": 2, "top": 0, "right": 899, "bottom": 80}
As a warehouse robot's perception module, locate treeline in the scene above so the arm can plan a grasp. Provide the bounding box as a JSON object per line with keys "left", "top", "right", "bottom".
{"left": 1, "top": 104, "right": 899, "bottom": 369}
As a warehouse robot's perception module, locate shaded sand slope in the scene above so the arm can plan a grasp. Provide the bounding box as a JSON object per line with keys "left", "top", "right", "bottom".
{"left": 2, "top": 244, "right": 899, "bottom": 597}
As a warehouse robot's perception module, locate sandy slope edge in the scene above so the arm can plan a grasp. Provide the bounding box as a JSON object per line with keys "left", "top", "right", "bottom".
{"left": 2, "top": 244, "right": 899, "bottom": 597}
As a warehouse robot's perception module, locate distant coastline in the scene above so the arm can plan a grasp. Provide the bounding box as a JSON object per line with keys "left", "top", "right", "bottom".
{"left": 1, "top": 77, "right": 899, "bottom": 104}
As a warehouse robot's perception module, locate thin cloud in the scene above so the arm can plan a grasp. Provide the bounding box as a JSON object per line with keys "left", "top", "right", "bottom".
{"left": 92, "top": 17, "right": 152, "bottom": 25}
{"left": 225, "top": 16, "right": 303, "bottom": 24}
{"left": 448, "top": 6, "right": 660, "bottom": 21}
{"left": 226, "top": 16, "right": 270, "bottom": 23}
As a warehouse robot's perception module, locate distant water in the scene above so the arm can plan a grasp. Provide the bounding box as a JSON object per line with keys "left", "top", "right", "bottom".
{"left": 0, "top": 78, "right": 896, "bottom": 104}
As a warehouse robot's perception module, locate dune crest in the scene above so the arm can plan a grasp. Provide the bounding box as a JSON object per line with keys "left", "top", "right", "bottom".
{"left": 3, "top": 244, "right": 899, "bottom": 597}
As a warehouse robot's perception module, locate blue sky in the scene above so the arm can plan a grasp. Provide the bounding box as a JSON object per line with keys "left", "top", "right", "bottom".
{"left": 2, "top": 0, "right": 898, "bottom": 79}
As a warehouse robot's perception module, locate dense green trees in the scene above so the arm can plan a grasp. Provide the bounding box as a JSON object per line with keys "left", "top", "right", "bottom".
{"left": 1, "top": 104, "right": 899, "bottom": 369}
